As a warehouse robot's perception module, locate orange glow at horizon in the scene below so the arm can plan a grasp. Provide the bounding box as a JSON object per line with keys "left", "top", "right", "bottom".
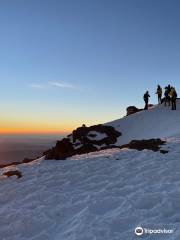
{"left": 0, "top": 128, "right": 70, "bottom": 135}
{"left": 0, "top": 112, "right": 104, "bottom": 135}
{"left": 0, "top": 113, "right": 86, "bottom": 134}
{"left": 0, "top": 121, "right": 74, "bottom": 135}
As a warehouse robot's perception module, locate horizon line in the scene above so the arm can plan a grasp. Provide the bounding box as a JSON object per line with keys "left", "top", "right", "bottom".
{"left": 0, "top": 130, "right": 71, "bottom": 135}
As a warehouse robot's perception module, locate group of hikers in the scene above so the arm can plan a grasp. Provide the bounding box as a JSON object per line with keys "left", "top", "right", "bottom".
{"left": 144, "top": 84, "right": 178, "bottom": 110}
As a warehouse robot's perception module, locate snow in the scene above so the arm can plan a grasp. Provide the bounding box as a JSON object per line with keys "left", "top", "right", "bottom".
{"left": 1, "top": 102, "right": 180, "bottom": 239}
{"left": 106, "top": 100, "right": 180, "bottom": 145}
{"left": 0, "top": 140, "right": 180, "bottom": 239}
{"left": 73, "top": 139, "right": 83, "bottom": 150}
{"left": 87, "top": 131, "right": 107, "bottom": 141}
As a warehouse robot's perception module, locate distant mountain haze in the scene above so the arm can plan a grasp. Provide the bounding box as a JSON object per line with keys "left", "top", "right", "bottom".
{"left": 0, "top": 135, "right": 64, "bottom": 164}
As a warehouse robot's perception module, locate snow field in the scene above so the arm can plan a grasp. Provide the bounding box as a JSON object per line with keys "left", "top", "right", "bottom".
{"left": 0, "top": 138, "right": 180, "bottom": 239}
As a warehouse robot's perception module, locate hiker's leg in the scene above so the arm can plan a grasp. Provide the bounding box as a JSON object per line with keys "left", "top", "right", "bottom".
{"left": 172, "top": 99, "right": 175, "bottom": 110}
{"left": 158, "top": 95, "right": 161, "bottom": 103}
{"left": 144, "top": 102, "right": 148, "bottom": 110}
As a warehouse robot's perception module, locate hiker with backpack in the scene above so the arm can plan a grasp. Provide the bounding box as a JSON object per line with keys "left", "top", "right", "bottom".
{"left": 144, "top": 91, "right": 150, "bottom": 110}
{"left": 156, "top": 85, "right": 162, "bottom": 104}
{"left": 169, "top": 87, "right": 177, "bottom": 110}
{"left": 164, "top": 86, "right": 171, "bottom": 107}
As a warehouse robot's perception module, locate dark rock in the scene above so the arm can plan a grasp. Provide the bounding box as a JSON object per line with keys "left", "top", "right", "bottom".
{"left": 74, "top": 143, "right": 98, "bottom": 155}
{"left": 120, "top": 139, "right": 167, "bottom": 153}
{"left": 23, "top": 158, "right": 37, "bottom": 163}
{"left": 3, "top": 170, "right": 22, "bottom": 179}
{"left": 0, "top": 162, "right": 21, "bottom": 169}
{"left": 148, "top": 104, "right": 154, "bottom": 108}
{"left": 45, "top": 138, "right": 75, "bottom": 160}
{"left": 72, "top": 124, "right": 121, "bottom": 145}
{"left": 44, "top": 124, "right": 121, "bottom": 160}
{"left": 126, "top": 106, "right": 143, "bottom": 116}
{"left": 160, "top": 150, "right": 169, "bottom": 154}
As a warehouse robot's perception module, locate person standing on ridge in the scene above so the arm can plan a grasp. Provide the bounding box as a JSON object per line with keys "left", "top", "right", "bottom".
{"left": 164, "top": 87, "right": 169, "bottom": 106}
{"left": 156, "top": 85, "right": 162, "bottom": 104}
{"left": 167, "top": 84, "right": 171, "bottom": 106}
{"left": 144, "top": 91, "right": 150, "bottom": 110}
{"left": 170, "top": 87, "right": 177, "bottom": 110}
{"left": 164, "top": 86, "right": 171, "bottom": 106}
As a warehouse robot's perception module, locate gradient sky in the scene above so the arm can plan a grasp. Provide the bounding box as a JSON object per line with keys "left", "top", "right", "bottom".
{"left": 1, "top": 0, "right": 180, "bottom": 134}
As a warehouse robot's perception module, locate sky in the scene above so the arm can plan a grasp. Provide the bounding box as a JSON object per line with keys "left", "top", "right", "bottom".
{"left": 1, "top": 0, "right": 180, "bottom": 134}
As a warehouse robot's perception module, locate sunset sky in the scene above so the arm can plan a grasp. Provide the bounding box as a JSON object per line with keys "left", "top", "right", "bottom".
{"left": 1, "top": 0, "right": 180, "bottom": 134}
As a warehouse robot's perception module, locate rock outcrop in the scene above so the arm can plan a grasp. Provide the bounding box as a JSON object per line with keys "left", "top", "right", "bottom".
{"left": 3, "top": 170, "right": 22, "bottom": 179}
{"left": 44, "top": 124, "right": 121, "bottom": 160}
{"left": 120, "top": 139, "right": 168, "bottom": 153}
{"left": 126, "top": 106, "right": 143, "bottom": 116}
{"left": 126, "top": 104, "right": 155, "bottom": 116}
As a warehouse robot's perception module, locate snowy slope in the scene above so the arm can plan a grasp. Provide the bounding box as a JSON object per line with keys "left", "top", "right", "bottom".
{"left": 106, "top": 100, "right": 180, "bottom": 145}
{"left": 1, "top": 102, "right": 180, "bottom": 239}
{"left": 0, "top": 138, "right": 180, "bottom": 240}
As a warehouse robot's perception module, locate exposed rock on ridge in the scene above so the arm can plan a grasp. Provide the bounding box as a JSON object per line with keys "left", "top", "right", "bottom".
{"left": 44, "top": 124, "right": 121, "bottom": 160}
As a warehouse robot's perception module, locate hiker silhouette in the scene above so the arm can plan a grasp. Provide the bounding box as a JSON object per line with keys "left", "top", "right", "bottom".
{"left": 156, "top": 85, "right": 162, "bottom": 104}
{"left": 143, "top": 91, "right": 150, "bottom": 110}
{"left": 169, "top": 87, "right": 177, "bottom": 110}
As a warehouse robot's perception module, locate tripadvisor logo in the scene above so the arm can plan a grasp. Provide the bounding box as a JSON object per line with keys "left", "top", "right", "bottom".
{"left": 135, "top": 226, "right": 174, "bottom": 236}
{"left": 135, "top": 227, "right": 144, "bottom": 236}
